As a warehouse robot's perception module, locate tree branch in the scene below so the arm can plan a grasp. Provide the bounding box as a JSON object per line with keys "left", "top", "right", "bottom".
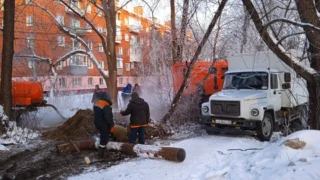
{"left": 242, "top": 0, "right": 315, "bottom": 82}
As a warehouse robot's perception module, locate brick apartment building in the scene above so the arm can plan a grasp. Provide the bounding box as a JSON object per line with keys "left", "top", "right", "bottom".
{"left": 0, "top": 0, "right": 171, "bottom": 94}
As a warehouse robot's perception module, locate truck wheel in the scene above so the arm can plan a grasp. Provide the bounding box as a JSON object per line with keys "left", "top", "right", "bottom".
{"left": 256, "top": 112, "right": 273, "bottom": 141}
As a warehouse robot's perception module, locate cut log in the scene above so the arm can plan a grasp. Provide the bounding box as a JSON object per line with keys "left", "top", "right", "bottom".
{"left": 56, "top": 140, "right": 186, "bottom": 162}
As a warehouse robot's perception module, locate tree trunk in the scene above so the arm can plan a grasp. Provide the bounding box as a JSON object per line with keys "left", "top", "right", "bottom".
{"left": 1, "top": 0, "right": 15, "bottom": 120}
{"left": 294, "top": 0, "right": 320, "bottom": 129}
{"left": 240, "top": 6, "right": 250, "bottom": 53}
{"left": 212, "top": 14, "right": 222, "bottom": 57}
{"left": 176, "top": 0, "right": 190, "bottom": 63}
{"left": 162, "top": 0, "right": 228, "bottom": 122}
{"left": 102, "top": 0, "right": 118, "bottom": 108}
{"left": 170, "top": 0, "right": 177, "bottom": 65}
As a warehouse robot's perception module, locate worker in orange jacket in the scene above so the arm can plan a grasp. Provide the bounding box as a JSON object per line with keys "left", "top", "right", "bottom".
{"left": 94, "top": 91, "right": 114, "bottom": 158}
{"left": 120, "top": 92, "right": 150, "bottom": 144}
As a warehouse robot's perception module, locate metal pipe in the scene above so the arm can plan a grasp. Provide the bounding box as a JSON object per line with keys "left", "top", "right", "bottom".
{"left": 56, "top": 140, "right": 186, "bottom": 162}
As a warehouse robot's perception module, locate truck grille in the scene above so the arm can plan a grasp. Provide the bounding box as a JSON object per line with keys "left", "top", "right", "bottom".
{"left": 210, "top": 100, "right": 240, "bottom": 116}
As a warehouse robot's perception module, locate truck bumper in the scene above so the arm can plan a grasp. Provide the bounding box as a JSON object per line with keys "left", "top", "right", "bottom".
{"left": 200, "top": 115, "right": 258, "bottom": 134}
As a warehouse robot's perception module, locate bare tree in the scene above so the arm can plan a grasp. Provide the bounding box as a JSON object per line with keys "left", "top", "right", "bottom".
{"left": 1, "top": 0, "right": 15, "bottom": 121}
{"left": 242, "top": 0, "right": 320, "bottom": 129}
{"left": 162, "top": 0, "right": 228, "bottom": 122}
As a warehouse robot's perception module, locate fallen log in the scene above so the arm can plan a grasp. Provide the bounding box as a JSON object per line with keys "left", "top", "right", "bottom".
{"left": 56, "top": 140, "right": 186, "bottom": 162}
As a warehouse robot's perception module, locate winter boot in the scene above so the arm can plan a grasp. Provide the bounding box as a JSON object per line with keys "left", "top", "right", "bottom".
{"left": 98, "top": 145, "right": 106, "bottom": 158}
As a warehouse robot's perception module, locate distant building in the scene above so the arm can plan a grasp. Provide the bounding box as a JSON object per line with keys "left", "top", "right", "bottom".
{"left": 0, "top": 0, "right": 171, "bottom": 94}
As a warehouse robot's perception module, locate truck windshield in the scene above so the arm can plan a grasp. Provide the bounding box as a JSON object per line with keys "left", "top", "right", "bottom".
{"left": 223, "top": 72, "right": 268, "bottom": 90}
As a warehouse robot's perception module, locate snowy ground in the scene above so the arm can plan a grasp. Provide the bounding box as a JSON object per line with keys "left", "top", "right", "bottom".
{"left": 69, "top": 130, "right": 320, "bottom": 180}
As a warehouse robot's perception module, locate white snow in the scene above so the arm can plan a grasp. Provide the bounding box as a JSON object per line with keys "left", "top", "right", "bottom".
{"left": 69, "top": 130, "right": 320, "bottom": 180}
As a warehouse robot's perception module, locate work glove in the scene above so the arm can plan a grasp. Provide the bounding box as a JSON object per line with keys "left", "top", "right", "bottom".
{"left": 110, "top": 126, "right": 115, "bottom": 134}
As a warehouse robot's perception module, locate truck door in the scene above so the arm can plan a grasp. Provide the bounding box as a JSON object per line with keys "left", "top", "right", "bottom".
{"left": 270, "top": 73, "right": 282, "bottom": 111}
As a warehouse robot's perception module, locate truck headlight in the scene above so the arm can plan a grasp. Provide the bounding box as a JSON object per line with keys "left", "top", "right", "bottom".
{"left": 251, "top": 109, "right": 259, "bottom": 116}
{"left": 202, "top": 106, "right": 209, "bottom": 113}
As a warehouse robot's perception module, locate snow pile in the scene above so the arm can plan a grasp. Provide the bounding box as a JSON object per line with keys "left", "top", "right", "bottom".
{"left": 69, "top": 130, "right": 320, "bottom": 180}
{"left": 0, "top": 105, "right": 39, "bottom": 151}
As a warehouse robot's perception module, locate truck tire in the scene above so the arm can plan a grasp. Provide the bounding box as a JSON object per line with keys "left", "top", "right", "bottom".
{"left": 256, "top": 112, "right": 273, "bottom": 141}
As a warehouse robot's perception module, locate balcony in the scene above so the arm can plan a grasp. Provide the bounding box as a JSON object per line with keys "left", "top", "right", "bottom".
{"left": 128, "top": 25, "right": 141, "bottom": 33}
{"left": 117, "top": 68, "right": 123, "bottom": 75}
{"left": 115, "top": 35, "right": 122, "bottom": 43}
{"left": 67, "top": 66, "right": 88, "bottom": 75}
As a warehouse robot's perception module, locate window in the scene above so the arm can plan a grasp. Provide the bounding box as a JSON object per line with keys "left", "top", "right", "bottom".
{"left": 88, "top": 41, "right": 93, "bottom": 50}
{"left": 125, "top": 34, "right": 129, "bottom": 41}
{"left": 70, "top": 18, "right": 80, "bottom": 28}
{"left": 70, "top": 0, "right": 79, "bottom": 9}
{"left": 25, "top": 0, "right": 32, "bottom": 4}
{"left": 117, "top": 59, "right": 123, "bottom": 68}
{"left": 72, "top": 77, "right": 82, "bottom": 87}
{"left": 271, "top": 74, "right": 278, "bottom": 89}
{"left": 56, "top": 15, "right": 64, "bottom": 25}
{"left": 57, "top": 36, "right": 65, "bottom": 46}
{"left": 72, "top": 39, "right": 81, "bottom": 50}
{"left": 88, "top": 77, "right": 93, "bottom": 86}
{"left": 86, "top": 5, "right": 91, "bottom": 13}
{"left": 125, "top": 48, "right": 129, "bottom": 55}
{"left": 98, "top": 44, "right": 103, "bottom": 52}
{"left": 119, "top": 77, "right": 123, "bottom": 84}
{"left": 86, "top": 23, "right": 92, "bottom": 32}
{"left": 87, "top": 60, "right": 93, "bottom": 69}
{"left": 100, "top": 61, "right": 104, "bottom": 69}
{"left": 56, "top": 0, "right": 62, "bottom": 4}
{"left": 126, "top": 63, "right": 130, "bottom": 71}
{"left": 57, "top": 61, "right": 63, "bottom": 70}
{"left": 26, "top": 37, "right": 34, "bottom": 49}
{"left": 69, "top": 55, "right": 87, "bottom": 66}
{"left": 118, "top": 47, "right": 122, "bottom": 55}
{"left": 59, "top": 77, "right": 66, "bottom": 88}
{"left": 26, "top": 16, "right": 33, "bottom": 26}
{"left": 97, "top": 10, "right": 102, "bottom": 17}
{"left": 97, "top": 26, "right": 103, "bottom": 33}
{"left": 131, "top": 62, "right": 135, "bottom": 69}
{"left": 99, "top": 78, "right": 104, "bottom": 85}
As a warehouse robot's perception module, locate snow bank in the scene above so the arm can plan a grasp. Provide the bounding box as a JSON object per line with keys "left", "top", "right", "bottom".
{"left": 69, "top": 130, "right": 320, "bottom": 180}
{"left": 0, "top": 105, "right": 39, "bottom": 151}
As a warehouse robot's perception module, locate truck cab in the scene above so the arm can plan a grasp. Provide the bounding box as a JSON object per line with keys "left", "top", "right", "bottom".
{"left": 200, "top": 51, "right": 308, "bottom": 141}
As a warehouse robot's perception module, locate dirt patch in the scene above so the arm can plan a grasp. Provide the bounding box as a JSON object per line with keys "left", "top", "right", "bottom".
{"left": 43, "top": 109, "right": 170, "bottom": 142}
{"left": 43, "top": 109, "right": 97, "bottom": 141}
{"left": 0, "top": 142, "right": 133, "bottom": 180}
{"left": 283, "top": 138, "right": 306, "bottom": 149}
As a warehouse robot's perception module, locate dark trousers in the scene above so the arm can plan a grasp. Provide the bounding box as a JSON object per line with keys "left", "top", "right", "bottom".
{"left": 94, "top": 121, "right": 109, "bottom": 146}
{"left": 129, "top": 127, "right": 145, "bottom": 144}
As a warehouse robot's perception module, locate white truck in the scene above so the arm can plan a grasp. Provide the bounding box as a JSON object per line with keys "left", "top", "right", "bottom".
{"left": 200, "top": 50, "right": 309, "bottom": 141}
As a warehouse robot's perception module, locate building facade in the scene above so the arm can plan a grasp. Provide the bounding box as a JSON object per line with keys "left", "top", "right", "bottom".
{"left": 0, "top": 0, "right": 170, "bottom": 94}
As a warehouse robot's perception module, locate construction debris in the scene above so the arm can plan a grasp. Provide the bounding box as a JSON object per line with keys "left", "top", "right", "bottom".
{"left": 56, "top": 140, "right": 186, "bottom": 162}
{"left": 283, "top": 138, "right": 306, "bottom": 149}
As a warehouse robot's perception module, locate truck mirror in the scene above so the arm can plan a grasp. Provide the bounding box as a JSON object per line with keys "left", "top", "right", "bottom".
{"left": 282, "top": 83, "right": 291, "bottom": 89}
{"left": 209, "top": 67, "right": 217, "bottom": 74}
{"left": 284, "top": 72, "right": 291, "bottom": 82}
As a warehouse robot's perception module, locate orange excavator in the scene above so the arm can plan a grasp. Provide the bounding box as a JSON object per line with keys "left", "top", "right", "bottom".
{"left": 172, "top": 60, "right": 228, "bottom": 100}
{"left": 0, "top": 81, "right": 66, "bottom": 119}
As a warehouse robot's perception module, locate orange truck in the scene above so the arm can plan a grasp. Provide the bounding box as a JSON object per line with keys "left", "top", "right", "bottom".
{"left": 0, "top": 81, "right": 65, "bottom": 119}
{"left": 172, "top": 60, "right": 228, "bottom": 99}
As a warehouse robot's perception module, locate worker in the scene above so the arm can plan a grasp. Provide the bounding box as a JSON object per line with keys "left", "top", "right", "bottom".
{"left": 132, "top": 83, "right": 142, "bottom": 95}
{"left": 92, "top": 85, "right": 112, "bottom": 105}
{"left": 93, "top": 91, "right": 114, "bottom": 158}
{"left": 120, "top": 92, "right": 150, "bottom": 144}
{"left": 121, "top": 83, "right": 132, "bottom": 106}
